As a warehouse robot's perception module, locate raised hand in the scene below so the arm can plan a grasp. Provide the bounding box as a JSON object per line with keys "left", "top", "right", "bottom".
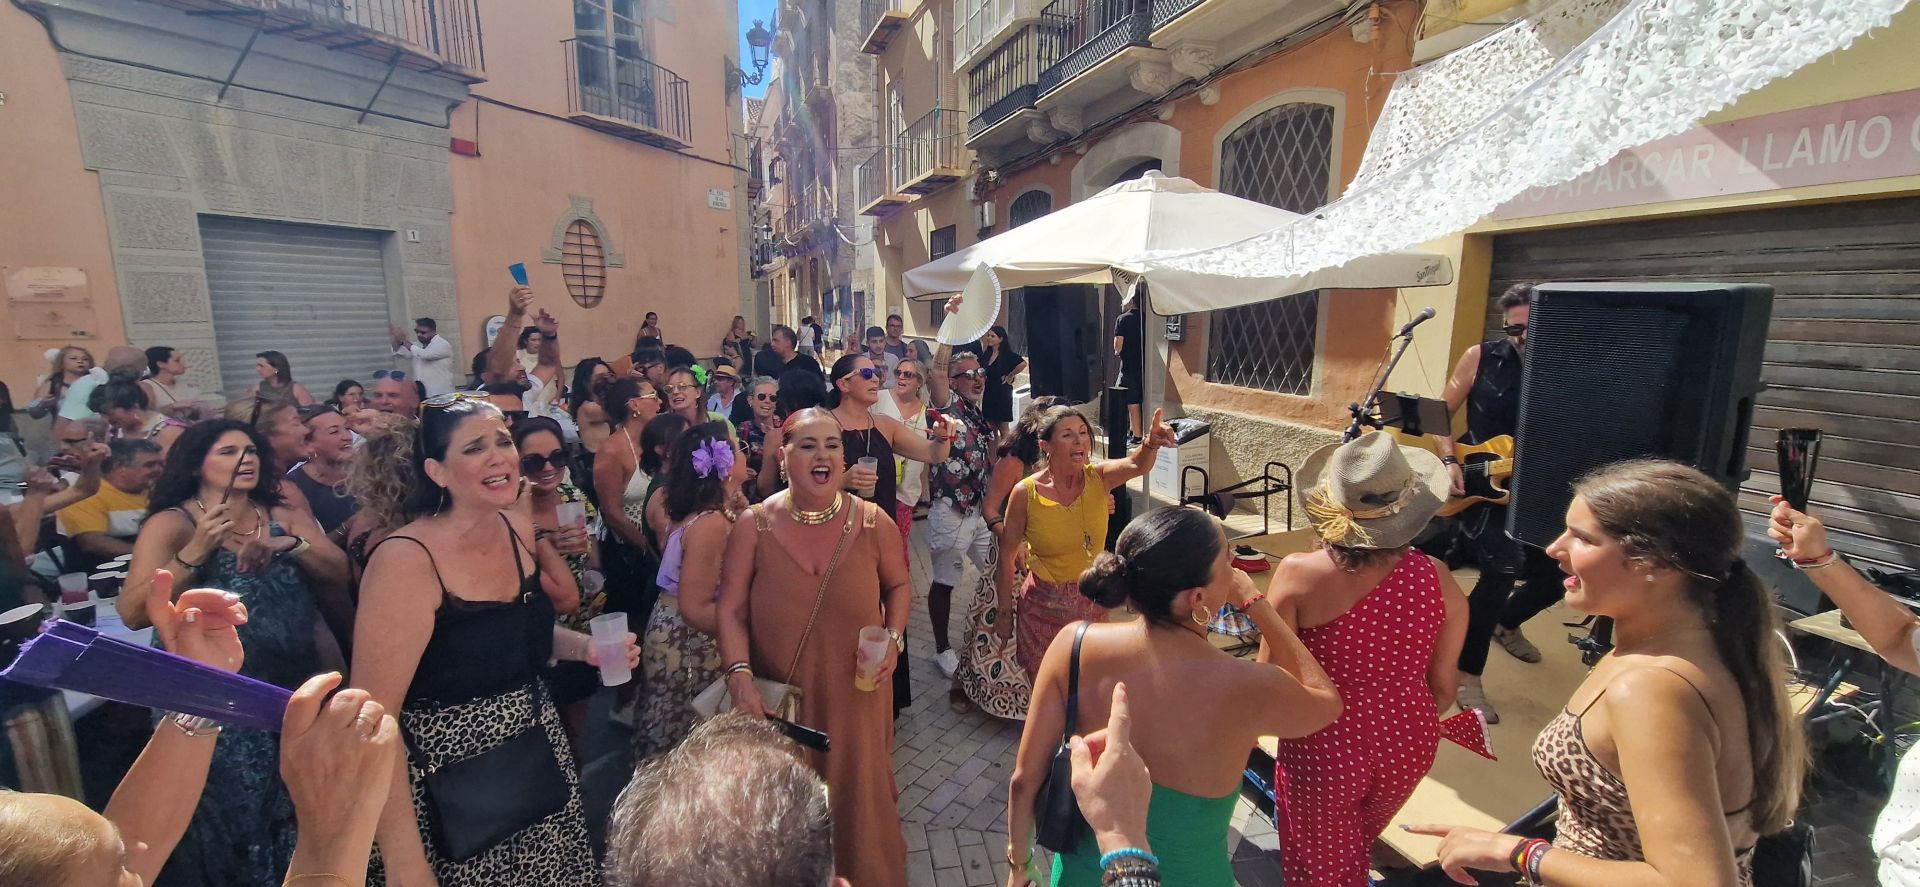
{"left": 144, "top": 569, "right": 247, "bottom": 673}
{"left": 507, "top": 285, "right": 535, "bottom": 316}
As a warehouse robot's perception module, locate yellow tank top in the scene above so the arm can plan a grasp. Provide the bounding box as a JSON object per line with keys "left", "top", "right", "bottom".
{"left": 1022, "top": 464, "right": 1108, "bottom": 584}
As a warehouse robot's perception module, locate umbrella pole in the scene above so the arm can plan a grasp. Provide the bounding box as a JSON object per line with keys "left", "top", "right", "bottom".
{"left": 1106, "top": 384, "right": 1132, "bottom": 547}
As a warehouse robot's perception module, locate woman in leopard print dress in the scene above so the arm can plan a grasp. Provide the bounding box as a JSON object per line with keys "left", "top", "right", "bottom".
{"left": 355, "top": 397, "right": 604, "bottom": 886}
{"left": 1411, "top": 460, "right": 1804, "bottom": 887}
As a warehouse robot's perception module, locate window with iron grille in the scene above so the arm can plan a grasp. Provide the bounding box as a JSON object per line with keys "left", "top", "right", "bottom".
{"left": 1009, "top": 190, "right": 1051, "bottom": 227}
{"left": 926, "top": 225, "right": 959, "bottom": 327}
{"left": 1207, "top": 102, "right": 1336, "bottom": 396}
{"left": 562, "top": 220, "right": 608, "bottom": 308}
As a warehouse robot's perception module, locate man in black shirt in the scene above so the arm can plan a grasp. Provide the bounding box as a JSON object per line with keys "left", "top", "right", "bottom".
{"left": 754, "top": 324, "right": 823, "bottom": 381}
{"left": 1434, "top": 282, "right": 1565, "bottom": 724}
{"left": 1112, "top": 301, "right": 1144, "bottom": 444}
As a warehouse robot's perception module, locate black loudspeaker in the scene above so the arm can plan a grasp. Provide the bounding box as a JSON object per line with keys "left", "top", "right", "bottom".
{"left": 1506, "top": 282, "right": 1774, "bottom": 548}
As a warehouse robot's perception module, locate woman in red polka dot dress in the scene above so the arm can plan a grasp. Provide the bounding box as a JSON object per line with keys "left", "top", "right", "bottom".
{"left": 1260, "top": 432, "right": 1468, "bottom": 886}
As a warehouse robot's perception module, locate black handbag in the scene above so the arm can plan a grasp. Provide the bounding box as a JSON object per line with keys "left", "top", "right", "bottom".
{"left": 1751, "top": 822, "right": 1814, "bottom": 887}
{"left": 1033, "top": 622, "right": 1091, "bottom": 854}
{"left": 410, "top": 686, "right": 570, "bottom": 863}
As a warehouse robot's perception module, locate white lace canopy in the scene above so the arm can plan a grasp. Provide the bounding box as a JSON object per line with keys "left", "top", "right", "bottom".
{"left": 1136, "top": 0, "right": 1913, "bottom": 283}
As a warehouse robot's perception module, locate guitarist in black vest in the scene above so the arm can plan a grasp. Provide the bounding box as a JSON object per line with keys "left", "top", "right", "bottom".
{"left": 1435, "top": 283, "right": 1566, "bottom": 724}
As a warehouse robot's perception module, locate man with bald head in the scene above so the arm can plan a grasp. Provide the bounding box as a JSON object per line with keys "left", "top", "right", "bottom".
{"left": 58, "top": 345, "right": 145, "bottom": 423}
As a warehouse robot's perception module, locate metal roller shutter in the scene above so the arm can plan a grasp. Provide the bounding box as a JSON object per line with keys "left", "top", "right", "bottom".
{"left": 201, "top": 217, "right": 397, "bottom": 400}
{"left": 1487, "top": 197, "right": 1920, "bottom": 572}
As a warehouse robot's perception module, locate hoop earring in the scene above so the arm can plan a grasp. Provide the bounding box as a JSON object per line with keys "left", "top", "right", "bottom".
{"left": 1191, "top": 600, "right": 1210, "bottom": 627}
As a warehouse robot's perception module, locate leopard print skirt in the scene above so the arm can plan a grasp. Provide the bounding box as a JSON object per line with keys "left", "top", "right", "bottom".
{"left": 371, "top": 683, "right": 597, "bottom": 887}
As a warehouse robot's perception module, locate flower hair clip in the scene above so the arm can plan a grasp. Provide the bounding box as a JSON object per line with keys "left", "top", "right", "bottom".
{"left": 691, "top": 438, "right": 735, "bottom": 479}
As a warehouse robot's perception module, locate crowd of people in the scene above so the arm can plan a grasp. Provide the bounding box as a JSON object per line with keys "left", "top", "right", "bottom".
{"left": 0, "top": 280, "right": 1911, "bottom": 887}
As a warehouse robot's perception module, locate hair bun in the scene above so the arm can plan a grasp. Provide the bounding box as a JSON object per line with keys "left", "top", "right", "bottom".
{"left": 1078, "top": 551, "right": 1131, "bottom": 609}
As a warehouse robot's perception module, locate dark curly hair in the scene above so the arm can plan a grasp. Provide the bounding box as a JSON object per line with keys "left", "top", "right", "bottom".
{"left": 148, "top": 419, "right": 283, "bottom": 516}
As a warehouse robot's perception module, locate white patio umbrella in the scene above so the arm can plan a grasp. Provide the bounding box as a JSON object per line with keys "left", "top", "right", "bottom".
{"left": 901, "top": 171, "right": 1454, "bottom": 316}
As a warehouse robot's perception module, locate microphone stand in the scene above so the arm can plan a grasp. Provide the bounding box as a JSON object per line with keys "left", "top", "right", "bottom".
{"left": 1344, "top": 326, "right": 1423, "bottom": 443}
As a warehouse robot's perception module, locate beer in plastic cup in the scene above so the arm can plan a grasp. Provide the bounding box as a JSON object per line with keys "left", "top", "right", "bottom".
{"left": 556, "top": 501, "right": 588, "bottom": 528}
{"left": 589, "top": 612, "right": 631, "bottom": 686}
{"left": 855, "top": 625, "right": 890, "bottom": 692}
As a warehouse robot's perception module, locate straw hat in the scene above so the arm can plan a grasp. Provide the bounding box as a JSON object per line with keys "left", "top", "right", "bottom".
{"left": 1296, "top": 430, "right": 1450, "bottom": 550}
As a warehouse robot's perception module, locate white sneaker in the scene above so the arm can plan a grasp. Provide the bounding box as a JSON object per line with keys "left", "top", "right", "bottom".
{"left": 935, "top": 649, "right": 960, "bottom": 678}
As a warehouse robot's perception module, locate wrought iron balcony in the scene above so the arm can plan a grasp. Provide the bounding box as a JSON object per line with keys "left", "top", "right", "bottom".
{"left": 966, "top": 23, "right": 1061, "bottom": 138}
{"left": 1038, "top": 0, "right": 1151, "bottom": 95}
{"left": 563, "top": 39, "right": 691, "bottom": 149}
{"left": 858, "top": 147, "right": 910, "bottom": 216}
{"left": 1150, "top": 0, "right": 1204, "bottom": 30}
{"left": 896, "top": 109, "right": 966, "bottom": 194}
{"left": 130, "top": 0, "right": 484, "bottom": 79}
{"left": 860, "top": 0, "right": 910, "bottom": 54}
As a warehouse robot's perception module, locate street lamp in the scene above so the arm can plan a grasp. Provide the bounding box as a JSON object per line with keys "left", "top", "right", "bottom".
{"left": 733, "top": 19, "right": 773, "bottom": 88}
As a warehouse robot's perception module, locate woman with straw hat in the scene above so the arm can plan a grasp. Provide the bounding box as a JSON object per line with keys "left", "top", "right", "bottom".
{"left": 1260, "top": 430, "right": 1467, "bottom": 887}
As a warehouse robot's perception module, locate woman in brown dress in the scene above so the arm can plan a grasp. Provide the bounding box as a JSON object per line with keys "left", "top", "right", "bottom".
{"left": 715, "top": 407, "right": 911, "bottom": 886}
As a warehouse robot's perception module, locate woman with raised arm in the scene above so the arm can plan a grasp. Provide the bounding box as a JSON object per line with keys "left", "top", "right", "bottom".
{"left": 1413, "top": 460, "right": 1805, "bottom": 887}
{"left": 1006, "top": 506, "right": 1342, "bottom": 886}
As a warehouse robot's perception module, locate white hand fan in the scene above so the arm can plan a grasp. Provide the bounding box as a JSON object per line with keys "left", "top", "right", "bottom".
{"left": 937, "top": 266, "right": 1002, "bottom": 346}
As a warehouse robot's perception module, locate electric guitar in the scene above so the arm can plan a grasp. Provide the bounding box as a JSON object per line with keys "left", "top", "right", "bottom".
{"left": 1389, "top": 431, "right": 1514, "bottom": 517}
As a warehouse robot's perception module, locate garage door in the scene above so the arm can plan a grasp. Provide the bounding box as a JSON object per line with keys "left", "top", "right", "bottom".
{"left": 1488, "top": 197, "right": 1920, "bottom": 572}
{"left": 201, "top": 217, "right": 397, "bottom": 399}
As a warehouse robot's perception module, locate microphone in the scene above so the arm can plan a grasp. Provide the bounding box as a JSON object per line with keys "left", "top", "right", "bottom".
{"left": 1397, "top": 307, "right": 1437, "bottom": 338}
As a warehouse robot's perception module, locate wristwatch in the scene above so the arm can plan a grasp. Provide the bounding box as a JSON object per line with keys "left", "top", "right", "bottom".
{"left": 168, "top": 712, "right": 222, "bottom": 738}
{"left": 885, "top": 627, "right": 904, "bottom": 652}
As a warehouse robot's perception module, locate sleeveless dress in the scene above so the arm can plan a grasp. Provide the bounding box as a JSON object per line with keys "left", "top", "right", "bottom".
{"left": 632, "top": 511, "right": 725, "bottom": 760}
{"left": 1052, "top": 783, "right": 1237, "bottom": 886}
{"left": 745, "top": 499, "right": 908, "bottom": 886}
{"left": 840, "top": 418, "right": 912, "bottom": 716}
{"left": 1014, "top": 465, "right": 1109, "bottom": 678}
{"left": 369, "top": 515, "right": 596, "bottom": 886}
{"left": 155, "top": 509, "right": 320, "bottom": 887}
{"left": 1532, "top": 667, "right": 1756, "bottom": 884}
{"left": 1273, "top": 551, "right": 1445, "bottom": 887}
{"left": 285, "top": 464, "right": 357, "bottom": 535}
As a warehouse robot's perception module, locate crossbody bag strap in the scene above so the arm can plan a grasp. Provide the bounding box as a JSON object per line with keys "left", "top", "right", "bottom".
{"left": 1063, "top": 621, "right": 1089, "bottom": 738}
{"left": 782, "top": 495, "right": 859, "bottom": 683}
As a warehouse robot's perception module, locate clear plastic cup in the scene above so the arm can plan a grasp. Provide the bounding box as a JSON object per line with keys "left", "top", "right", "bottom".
{"left": 555, "top": 501, "right": 588, "bottom": 528}
{"left": 56, "top": 573, "right": 89, "bottom": 605}
{"left": 854, "top": 625, "right": 891, "bottom": 692}
{"left": 589, "top": 612, "right": 631, "bottom": 686}
{"left": 854, "top": 457, "right": 880, "bottom": 496}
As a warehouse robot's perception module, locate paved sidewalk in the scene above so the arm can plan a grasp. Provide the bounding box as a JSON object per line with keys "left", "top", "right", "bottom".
{"left": 892, "top": 517, "right": 1287, "bottom": 886}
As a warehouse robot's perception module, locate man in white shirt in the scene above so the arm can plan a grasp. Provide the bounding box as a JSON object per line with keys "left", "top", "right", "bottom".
{"left": 390, "top": 316, "right": 454, "bottom": 396}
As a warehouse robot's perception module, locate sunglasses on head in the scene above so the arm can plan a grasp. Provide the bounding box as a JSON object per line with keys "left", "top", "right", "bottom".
{"left": 374, "top": 369, "right": 409, "bottom": 380}
{"left": 520, "top": 452, "right": 564, "bottom": 474}
{"left": 418, "top": 391, "right": 486, "bottom": 414}
{"left": 1503, "top": 323, "right": 1528, "bottom": 337}
{"left": 839, "top": 367, "right": 877, "bottom": 382}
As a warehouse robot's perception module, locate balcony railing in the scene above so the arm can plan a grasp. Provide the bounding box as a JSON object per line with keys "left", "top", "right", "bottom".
{"left": 1039, "top": 0, "right": 1151, "bottom": 95}
{"left": 896, "top": 109, "right": 966, "bottom": 193}
{"left": 966, "top": 23, "right": 1061, "bottom": 138}
{"left": 1150, "top": 0, "right": 1204, "bottom": 29}
{"left": 860, "top": 0, "right": 909, "bottom": 54}
{"left": 136, "top": 0, "right": 484, "bottom": 78}
{"left": 857, "top": 147, "right": 910, "bottom": 215}
{"left": 783, "top": 181, "right": 830, "bottom": 237}
{"left": 563, "top": 39, "right": 691, "bottom": 149}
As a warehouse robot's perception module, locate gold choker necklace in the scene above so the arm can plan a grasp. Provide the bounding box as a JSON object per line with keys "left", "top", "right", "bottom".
{"left": 787, "top": 493, "right": 843, "bottom": 526}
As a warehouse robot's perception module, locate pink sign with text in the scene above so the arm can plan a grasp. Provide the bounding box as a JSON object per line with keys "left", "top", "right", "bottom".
{"left": 1493, "top": 87, "right": 1920, "bottom": 220}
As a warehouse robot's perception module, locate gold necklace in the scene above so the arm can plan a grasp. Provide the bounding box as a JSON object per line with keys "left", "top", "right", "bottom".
{"left": 191, "top": 498, "right": 264, "bottom": 538}
{"left": 787, "top": 492, "right": 843, "bottom": 526}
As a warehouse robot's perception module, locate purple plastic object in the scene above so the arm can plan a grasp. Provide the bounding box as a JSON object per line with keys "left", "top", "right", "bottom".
{"left": 1, "top": 620, "right": 291, "bottom": 732}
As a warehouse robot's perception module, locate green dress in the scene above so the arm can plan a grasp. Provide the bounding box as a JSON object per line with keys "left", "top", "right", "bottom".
{"left": 1049, "top": 783, "right": 1238, "bottom": 887}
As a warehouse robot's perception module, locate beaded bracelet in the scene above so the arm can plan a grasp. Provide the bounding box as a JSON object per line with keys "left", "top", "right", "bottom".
{"left": 1098, "top": 847, "right": 1158, "bottom": 869}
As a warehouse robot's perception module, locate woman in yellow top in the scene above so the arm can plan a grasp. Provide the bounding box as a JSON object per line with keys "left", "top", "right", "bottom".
{"left": 996, "top": 405, "right": 1176, "bottom": 676}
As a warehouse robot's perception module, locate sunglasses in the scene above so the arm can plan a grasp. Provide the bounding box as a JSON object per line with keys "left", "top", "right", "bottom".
{"left": 752, "top": 392, "right": 776, "bottom": 402}
{"left": 374, "top": 369, "right": 410, "bottom": 380}
{"left": 1503, "top": 323, "right": 1528, "bottom": 337}
{"left": 839, "top": 367, "right": 878, "bottom": 382}
{"left": 666, "top": 383, "right": 702, "bottom": 394}
{"left": 895, "top": 370, "right": 920, "bottom": 381}
{"left": 950, "top": 368, "right": 984, "bottom": 380}
{"left": 520, "top": 452, "right": 564, "bottom": 474}
{"left": 632, "top": 391, "right": 660, "bottom": 401}
{"left": 419, "top": 391, "right": 486, "bottom": 414}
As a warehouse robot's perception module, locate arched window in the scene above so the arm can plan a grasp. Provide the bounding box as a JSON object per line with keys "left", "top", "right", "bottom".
{"left": 1111, "top": 159, "right": 1163, "bottom": 185}
{"left": 1009, "top": 189, "right": 1052, "bottom": 228}
{"left": 561, "top": 219, "right": 608, "bottom": 308}
{"left": 1207, "top": 101, "right": 1336, "bottom": 395}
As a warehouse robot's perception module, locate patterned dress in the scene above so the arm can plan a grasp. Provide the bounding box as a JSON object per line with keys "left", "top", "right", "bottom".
{"left": 632, "top": 511, "right": 725, "bottom": 760}
{"left": 155, "top": 511, "right": 319, "bottom": 887}
{"left": 1273, "top": 551, "right": 1444, "bottom": 887}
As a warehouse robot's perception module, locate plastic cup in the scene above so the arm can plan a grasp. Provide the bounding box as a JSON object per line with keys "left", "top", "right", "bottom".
{"left": 59, "top": 597, "right": 97, "bottom": 628}
{"left": 854, "top": 457, "right": 880, "bottom": 496}
{"left": 88, "top": 571, "right": 122, "bottom": 599}
{"left": 555, "top": 501, "right": 588, "bottom": 528}
{"left": 855, "top": 625, "right": 891, "bottom": 692}
{"left": 57, "top": 573, "right": 89, "bottom": 605}
{"left": 589, "top": 612, "right": 631, "bottom": 686}
{"left": 580, "top": 570, "right": 605, "bottom": 597}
